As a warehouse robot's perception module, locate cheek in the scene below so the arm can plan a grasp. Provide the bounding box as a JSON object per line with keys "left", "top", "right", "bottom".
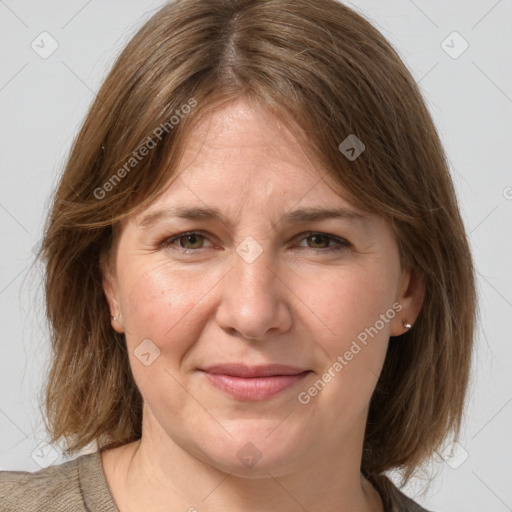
{"left": 298, "top": 262, "right": 398, "bottom": 344}
{"left": 294, "top": 263, "right": 397, "bottom": 409}
{"left": 117, "top": 260, "right": 216, "bottom": 414}
{"left": 118, "top": 259, "right": 224, "bottom": 363}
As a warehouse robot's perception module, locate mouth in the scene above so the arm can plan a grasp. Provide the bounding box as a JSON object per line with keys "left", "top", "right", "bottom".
{"left": 198, "top": 364, "right": 312, "bottom": 401}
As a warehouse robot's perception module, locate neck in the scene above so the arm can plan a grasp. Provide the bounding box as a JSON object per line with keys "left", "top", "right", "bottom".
{"left": 102, "top": 408, "right": 383, "bottom": 512}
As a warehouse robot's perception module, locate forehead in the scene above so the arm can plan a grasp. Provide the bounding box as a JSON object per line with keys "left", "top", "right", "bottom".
{"left": 178, "top": 99, "right": 318, "bottom": 181}
{"left": 134, "top": 99, "right": 364, "bottom": 225}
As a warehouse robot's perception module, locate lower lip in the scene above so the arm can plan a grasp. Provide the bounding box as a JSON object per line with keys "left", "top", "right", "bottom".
{"left": 201, "top": 371, "right": 311, "bottom": 401}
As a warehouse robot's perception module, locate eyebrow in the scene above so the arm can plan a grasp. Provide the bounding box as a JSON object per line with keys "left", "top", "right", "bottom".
{"left": 138, "top": 205, "right": 371, "bottom": 231}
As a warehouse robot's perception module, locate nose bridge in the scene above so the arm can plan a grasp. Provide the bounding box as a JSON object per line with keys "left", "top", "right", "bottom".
{"left": 233, "top": 236, "right": 275, "bottom": 292}
{"left": 229, "top": 232, "right": 279, "bottom": 304}
{"left": 215, "top": 233, "right": 291, "bottom": 339}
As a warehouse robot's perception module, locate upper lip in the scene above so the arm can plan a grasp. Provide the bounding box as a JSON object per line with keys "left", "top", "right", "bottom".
{"left": 199, "top": 364, "right": 310, "bottom": 378}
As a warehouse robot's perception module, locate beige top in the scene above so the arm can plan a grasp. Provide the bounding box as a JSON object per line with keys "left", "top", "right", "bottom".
{"left": 0, "top": 450, "right": 431, "bottom": 511}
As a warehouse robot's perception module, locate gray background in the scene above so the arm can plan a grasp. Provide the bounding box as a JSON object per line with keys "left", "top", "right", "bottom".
{"left": 0, "top": 1, "right": 511, "bottom": 510}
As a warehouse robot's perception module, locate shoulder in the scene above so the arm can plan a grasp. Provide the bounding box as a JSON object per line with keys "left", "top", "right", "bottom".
{"left": 0, "top": 452, "right": 104, "bottom": 512}
{"left": 369, "top": 473, "right": 435, "bottom": 512}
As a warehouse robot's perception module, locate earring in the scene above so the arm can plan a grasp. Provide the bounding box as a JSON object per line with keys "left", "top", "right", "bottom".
{"left": 402, "top": 318, "right": 412, "bottom": 329}
{"left": 111, "top": 315, "right": 118, "bottom": 323}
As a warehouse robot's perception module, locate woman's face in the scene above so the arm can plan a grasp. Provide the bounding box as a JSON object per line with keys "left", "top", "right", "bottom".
{"left": 101, "top": 98, "right": 423, "bottom": 476}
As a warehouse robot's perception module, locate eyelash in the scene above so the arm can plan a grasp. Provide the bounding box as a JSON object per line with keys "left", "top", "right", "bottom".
{"left": 160, "top": 231, "right": 351, "bottom": 255}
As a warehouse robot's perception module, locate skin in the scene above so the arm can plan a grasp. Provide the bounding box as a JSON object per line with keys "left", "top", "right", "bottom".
{"left": 100, "top": 98, "right": 425, "bottom": 512}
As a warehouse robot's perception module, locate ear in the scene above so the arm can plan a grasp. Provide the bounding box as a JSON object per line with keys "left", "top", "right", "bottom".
{"left": 100, "top": 250, "right": 124, "bottom": 333}
{"left": 390, "top": 265, "right": 425, "bottom": 336}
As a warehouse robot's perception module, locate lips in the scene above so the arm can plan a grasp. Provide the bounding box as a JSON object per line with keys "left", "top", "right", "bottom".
{"left": 199, "top": 363, "right": 309, "bottom": 378}
{"left": 198, "top": 364, "right": 312, "bottom": 401}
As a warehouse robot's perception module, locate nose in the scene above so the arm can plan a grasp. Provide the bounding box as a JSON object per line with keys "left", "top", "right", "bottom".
{"left": 215, "top": 242, "right": 293, "bottom": 341}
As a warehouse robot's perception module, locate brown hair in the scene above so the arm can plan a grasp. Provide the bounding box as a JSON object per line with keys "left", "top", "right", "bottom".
{"left": 35, "top": 0, "right": 477, "bottom": 484}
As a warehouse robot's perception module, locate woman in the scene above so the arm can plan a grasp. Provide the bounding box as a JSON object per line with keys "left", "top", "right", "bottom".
{"left": 0, "top": 0, "right": 476, "bottom": 511}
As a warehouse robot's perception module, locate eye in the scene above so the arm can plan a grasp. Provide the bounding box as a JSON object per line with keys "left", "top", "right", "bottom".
{"left": 160, "top": 230, "right": 351, "bottom": 255}
{"left": 162, "top": 231, "right": 213, "bottom": 252}
{"left": 295, "top": 232, "right": 351, "bottom": 254}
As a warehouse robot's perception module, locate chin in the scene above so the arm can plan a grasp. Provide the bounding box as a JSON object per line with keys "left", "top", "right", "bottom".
{"left": 192, "top": 422, "right": 310, "bottom": 477}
